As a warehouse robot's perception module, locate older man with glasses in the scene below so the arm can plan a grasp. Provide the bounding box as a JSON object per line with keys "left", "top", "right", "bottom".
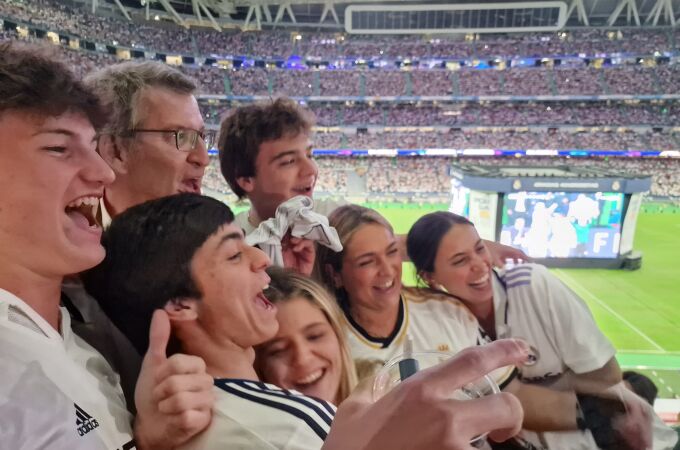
{"left": 85, "top": 61, "right": 213, "bottom": 227}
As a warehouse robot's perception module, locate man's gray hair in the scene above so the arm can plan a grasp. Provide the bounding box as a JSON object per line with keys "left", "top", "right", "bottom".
{"left": 84, "top": 60, "right": 197, "bottom": 136}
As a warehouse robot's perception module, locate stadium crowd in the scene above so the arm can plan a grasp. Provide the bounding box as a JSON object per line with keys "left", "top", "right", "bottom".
{"left": 202, "top": 154, "right": 680, "bottom": 199}
{"left": 302, "top": 128, "right": 679, "bottom": 152}
{"left": 5, "top": 18, "right": 678, "bottom": 194}
{"left": 4, "top": 15, "right": 680, "bottom": 99}
{"left": 2, "top": 0, "right": 679, "bottom": 59}
{"left": 182, "top": 64, "right": 680, "bottom": 97}
{"left": 202, "top": 102, "right": 680, "bottom": 127}
{"left": 2, "top": 24, "right": 679, "bottom": 450}
{"left": 16, "top": 41, "right": 680, "bottom": 98}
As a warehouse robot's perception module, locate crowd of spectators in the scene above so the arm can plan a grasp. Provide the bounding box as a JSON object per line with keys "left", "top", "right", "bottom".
{"left": 309, "top": 129, "right": 680, "bottom": 151}
{"left": 0, "top": 0, "right": 197, "bottom": 53}
{"left": 364, "top": 71, "right": 407, "bottom": 97}
{"left": 364, "top": 157, "right": 452, "bottom": 194}
{"left": 273, "top": 69, "right": 315, "bottom": 97}
{"left": 220, "top": 65, "right": 679, "bottom": 97}
{"left": 2, "top": 0, "right": 680, "bottom": 82}
{"left": 201, "top": 154, "right": 680, "bottom": 198}
{"left": 502, "top": 69, "right": 553, "bottom": 96}
{"left": 4, "top": 1, "right": 679, "bottom": 199}
{"left": 552, "top": 67, "right": 605, "bottom": 95}
{"left": 411, "top": 70, "right": 454, "bottom": 96}
{"left": 228, "top": 68, "right": 269, "bottom": 96}
{"left": 458, "top": 70, "right": 504, "bottom": 96}
{"left": 603, "top": 67, "right": 659, "bottom": 95}
{"left": 4, "top": 17, "right": 680, "bottom": 98}
{"left": 652, "top": 65, "right": 680, "bottom": 95}
{"left": 196, "top": 101, "right": 680, "bottom": 152}
{"left": 292, "top": 103, "right": 587, "bottom": 127}
{"left": 315, "top": 157, "right": 351, "bottom": 193}
{"left": 318, "top": 70, "right": 362, "bottom": 96}
{"left": 4, "top": 0, "right": 678, "bottom": 59}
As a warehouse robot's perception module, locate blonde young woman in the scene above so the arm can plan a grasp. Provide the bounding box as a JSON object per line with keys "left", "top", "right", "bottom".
{"left": 255, "top": 267, "right": 358, "bottom": 405}
{"left": 313, "top": 204, "right": 619, "bottom": 447}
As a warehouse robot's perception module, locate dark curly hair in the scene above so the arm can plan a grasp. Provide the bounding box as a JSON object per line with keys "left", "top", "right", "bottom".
{"left": 218, "top": 97, "right": 314, "bottom": 198}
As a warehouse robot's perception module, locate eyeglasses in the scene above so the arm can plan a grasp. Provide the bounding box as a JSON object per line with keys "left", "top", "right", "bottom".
{"left": 128, "top": 128, "right": 216, "bottom": 152}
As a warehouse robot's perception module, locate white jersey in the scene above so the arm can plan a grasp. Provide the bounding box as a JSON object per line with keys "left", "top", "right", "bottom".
{"left": 343, "top": 287, "right": 516, "bottom": 388}
{"left": 180, "top": 379, "right": 335, "bottom": 450}
{"left": 0, "top": 288, "right": 134, "bottom": 450}
{"left": 236, "top": 197, "right": 348, "bottom": 236}
{"left": 492, "top": 264, "right": 677, "bottom": 450}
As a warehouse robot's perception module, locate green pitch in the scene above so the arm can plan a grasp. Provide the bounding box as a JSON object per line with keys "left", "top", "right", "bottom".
{"left": 368, "top": 201, "right": 680, "bottom": 399}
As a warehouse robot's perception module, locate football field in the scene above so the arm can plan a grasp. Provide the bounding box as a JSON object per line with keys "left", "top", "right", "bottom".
{"left": 370, "top": 201, "right": 680, "bottom": 399}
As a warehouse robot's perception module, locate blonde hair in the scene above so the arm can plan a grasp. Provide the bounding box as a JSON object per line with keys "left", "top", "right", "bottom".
{"left": 313, "top": 204, "right": 394, "bottom": 305}
{"left": 255, "top": 267, "right": 358, "bottom": 404}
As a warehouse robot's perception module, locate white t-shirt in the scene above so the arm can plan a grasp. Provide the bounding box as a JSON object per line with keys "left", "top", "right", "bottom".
{"left": 343, "top": 287, "right": 516, "bottom": 388}
{"left": 235, "top": 197, "right": 348, "bottom": 236}
{"left": 490, "top": 263, "right": 680, "bottom": 450}
{"left": 180, "top": 379, "right": 335, "bottom": 450}
{"left": 0, "top": 288, "right": 135, "bottom": 450}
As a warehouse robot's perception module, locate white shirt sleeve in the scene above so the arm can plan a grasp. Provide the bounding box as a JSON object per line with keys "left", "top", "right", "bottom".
{"left": 531, "top": 264, "right": 616, "bottom": 374}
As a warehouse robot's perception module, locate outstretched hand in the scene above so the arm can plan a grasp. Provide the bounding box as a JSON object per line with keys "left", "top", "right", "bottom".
{"left": 324, "top": 339, "right": 529, "bottom": 450}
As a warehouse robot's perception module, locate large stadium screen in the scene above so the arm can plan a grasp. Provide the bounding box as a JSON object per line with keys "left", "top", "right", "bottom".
{"left": 500, "top": 192, "right": 624, "bottom": 259}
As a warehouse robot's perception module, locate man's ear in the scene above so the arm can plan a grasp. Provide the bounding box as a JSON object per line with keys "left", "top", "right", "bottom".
{"left": 325, "top": 263, "right": 343, "bottom": 289}
{"left": 236, "top": 176, "right": 255, "bottom": 195}
{"left": 98, "top": 135, "right": 130, "bottom": 175}
{"left": 163, "top": 298, "right": 199, "bottom": 322}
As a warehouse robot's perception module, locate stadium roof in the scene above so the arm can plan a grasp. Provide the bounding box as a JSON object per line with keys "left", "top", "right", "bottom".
{"left": 101, "top": 0, "right": 680, "bottom": 30}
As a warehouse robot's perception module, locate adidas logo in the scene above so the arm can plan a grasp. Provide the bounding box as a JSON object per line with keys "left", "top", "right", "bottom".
{"left": 75, "top": 403, "right": 99, "bottom": 437}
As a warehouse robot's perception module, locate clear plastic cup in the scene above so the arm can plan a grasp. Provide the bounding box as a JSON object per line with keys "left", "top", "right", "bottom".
{"left": 373, "top": 350, "right": 501, "bottom": 448}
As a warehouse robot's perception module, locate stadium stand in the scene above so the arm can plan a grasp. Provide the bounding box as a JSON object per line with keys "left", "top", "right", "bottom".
{"left": 2, "top": 0, "right": 679, "bottom": 202}
{"left": 202, "top": 154, "right": 680, "bottom": 199}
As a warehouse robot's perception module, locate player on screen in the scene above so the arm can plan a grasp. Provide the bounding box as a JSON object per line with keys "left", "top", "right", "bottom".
{"left": 568, "top": 193, "right": 601, "bottom": 227}
{"left": 525, "top": 201, "right": 558, "bottom": 258}
{"left": 548, "top": 214, "right": 578, "bottom": 258}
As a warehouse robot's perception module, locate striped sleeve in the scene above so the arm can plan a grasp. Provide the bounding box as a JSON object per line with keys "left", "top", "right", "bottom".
{"left": 215, "top": 379, "right": 335, "bottom": 442}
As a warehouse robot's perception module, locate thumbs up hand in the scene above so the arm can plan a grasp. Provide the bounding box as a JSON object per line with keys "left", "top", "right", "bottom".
{"left": 133, "top": 310, "right": 215, "bottom": 449}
